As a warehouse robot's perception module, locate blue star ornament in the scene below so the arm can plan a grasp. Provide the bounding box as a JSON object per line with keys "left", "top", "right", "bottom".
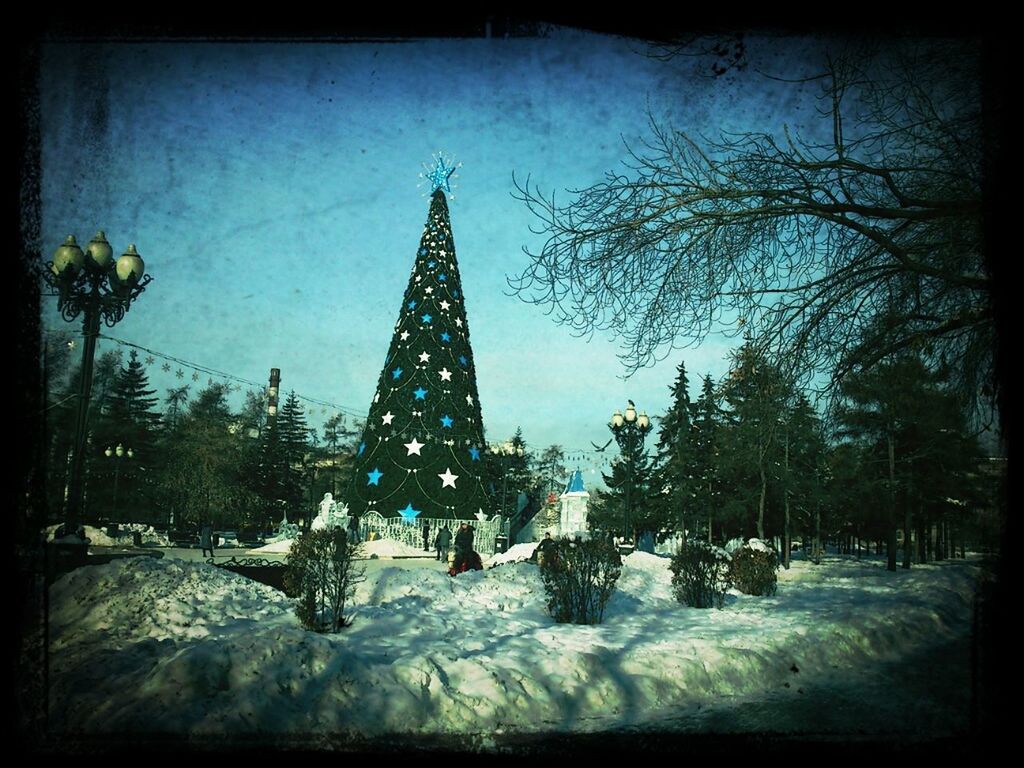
{"left": 440, "top": 331, "right": 451, "bottom": 343}
{"left": 440, "top": 414, "right": 454, "bottom": 428}
{"left": 458, "top": 355, "right": 468, "bottom": 366}
{"left": 392, "top": 367, "right": 403, "bottom": 380}
{"left": 426, "top": 155, "right": 458, "bottom": 194}
{"left": 357, "top": 442, "right": 366, "bottom": 456}
{"left": 469, "top": 446, "right": 481, "bottom": 461}
{"left": 398, "top": 502, "right": 421, "bottom": 520}
{"left": 407, "top": 300, "right": 417, "bottom": 309}
{"left": 421, "top": 313, "right": 433, "bottom": 324}
{"left": 367, "top": 468, "right": 384, "bottom": 486}
{"left": 413, "top": 387, "right": 428, "bottom": 400}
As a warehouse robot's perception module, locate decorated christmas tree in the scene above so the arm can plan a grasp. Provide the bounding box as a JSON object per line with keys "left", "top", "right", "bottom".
{"left": 345, "top": 161, "right": 489, "bottom": 521}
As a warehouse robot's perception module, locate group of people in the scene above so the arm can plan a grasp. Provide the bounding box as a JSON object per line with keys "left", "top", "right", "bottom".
{"left": 423, "top": 521, "right": 482, "bottom": 576}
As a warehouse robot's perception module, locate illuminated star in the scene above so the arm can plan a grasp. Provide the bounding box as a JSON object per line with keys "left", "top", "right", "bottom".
{"left": 458, "top": 355, "right": 468, "bottom": 366}
{"left": 392, "top": 367, "right": 403, "bottom": 380}
{"left": 439, "top": 300, "right": 450, "bottom": 311}
{"left": 440, "top": 414, "right": 453, "bottom": 428}
{"left": 438, "top": 468, "right": 459, "bottom": 489}
{"left": 455, "top": 318, "right": 463, "bottom": 327}
{"left": 404, "top": 438, "right": 424, "bottom": 456}
{"left": 418, "top": 247, "right": 428, "bottom": 256}
{"left": 438, "top": 274, "right": 447, "bottom": 282}
{"left": 440, "top": 332, "right": 451, "bottom": 343}
{"left": 469, "top": 446, "right": 481, "bottom": 461}
{"left": 425, "top": 286, "right": 434, "bottom": 294}
{"left": 438, "top": 250, "right": 446, "bottom": 258}
{"left": 381, "top": 411, "right": 395, "bottom": 425}
{"left": 400, "top": 331, "right": 410, "bottom": 341}
{"left": 466, "top": 394, "right": 473, "bottom": 405}
{"left": 407, "top": 300, "right": 417, "bottom": 309}
{"left": 427, "top": 260, "right": 436, "bottom": 269}
{"left": 398, "top": 502, "right": 421, "bottom": 520}
{"left": 67, "top": 340, "right": 76, "bottom": 350}
{"left": 426, "top": 156, "right": 457, "bottom": 193}
{"left": 367, "top": 468, "right": 383, "bottom": 486}
{"left": 413, "top": 387, "right": 427, "bottom": 400}
{"left": 438, "top": 367, "right": 452, "bottom": 382}
{"left": 421, "top": 313, "right": 432, "bottom": 324}
{"left": 418, "top": 351, "right": 430, "bottom": 363}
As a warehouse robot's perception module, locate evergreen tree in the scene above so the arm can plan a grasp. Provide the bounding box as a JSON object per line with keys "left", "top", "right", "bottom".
{"left": 346, "top": 184, "right": 489, "bottom": 520}
{"left": 652, "top": 361, "right": 698, "bottom": 539}
{"left": 96, "top": 350, "right": 163, "bottom": 521}
{"left": 692, "top": 374, "right": 723, "bottom": 543}
{"left": 277, "top": 391, "right": 311, "bottom": 522}
{"left": 536, "top": 445, "right": 567, "bottom": 498}
{"left": 597, "top": 450, "right": 661, "bottom": 541}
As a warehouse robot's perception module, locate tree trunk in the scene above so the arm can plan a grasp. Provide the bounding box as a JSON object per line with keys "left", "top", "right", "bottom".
{"left": 903, "top": 468, "right": 912, "bottom": 569}
{"left": 813, "top": 506, "right": 822, "bottom": 564}
{"left": 917, "top": 516, "right": 927, "bottom": 563}
{"left": 757, "top": 454, "right": 767, "bottom": 540}
{"left": 886, "top": 432, "right": 897, "bottom": 572}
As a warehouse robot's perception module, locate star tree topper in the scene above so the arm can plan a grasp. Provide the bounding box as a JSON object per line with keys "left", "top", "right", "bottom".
{"left": 423, "top": 153, "right": 462, "bottom": 195}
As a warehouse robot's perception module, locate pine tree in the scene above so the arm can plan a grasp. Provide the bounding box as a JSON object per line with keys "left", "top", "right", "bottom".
{"left": 692, "top": 374, "right": 723, "bottom": 543}
{"left": 652, "top": 361, "right": 698, "bottom": 540}
{"left": 596, "top": 450, "right": 660, "bottom": 541}
{"left": 346, "top": 185, "right": 489, "bottom": 521}
{"left": 277, "top": 391, "right": 310, "bottom": 521}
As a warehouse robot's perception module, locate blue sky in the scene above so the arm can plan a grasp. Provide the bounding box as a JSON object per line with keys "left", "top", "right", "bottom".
{"left": 38, "top": 28, "right": 824, "bottom": 476}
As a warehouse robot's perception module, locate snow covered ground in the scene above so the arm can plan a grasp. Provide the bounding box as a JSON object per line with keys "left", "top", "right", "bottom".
{"left": 249, "top": 537, "right": 430, "bottom": 559}
{"left": 44, "top": 551, "right": 982, "bottom": 744}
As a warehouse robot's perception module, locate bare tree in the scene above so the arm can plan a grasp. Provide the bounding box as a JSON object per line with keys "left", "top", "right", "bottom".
{"left": 509, "top": 40, "right": 992, "bottom": 417}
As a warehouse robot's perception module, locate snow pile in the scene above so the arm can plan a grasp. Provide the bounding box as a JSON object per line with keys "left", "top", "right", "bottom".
{"left": 743, "top": 538, "right": 773, "bottom": 553}
{"left": 249, "top": 536, "right": 429, "bottom": 559}
{"left": 486, "top": 542, "right": 538, "bottom": 568}
{"left": 249, "top": 538, "right": 294, "bottom": 554}
{"left": 45, "top": 524, "right": 118, "bottom": 547}
{"left": 46, "top": 552, "right": 982, "bottom": 738}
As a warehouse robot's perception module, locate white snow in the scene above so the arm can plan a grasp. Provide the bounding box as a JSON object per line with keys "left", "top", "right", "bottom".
{"left": 248, "top": 536, "right": 429, "bottom": 559}
{"left": 486, "top": 542, "right": 538, "bottom": 568}
{"left": 45, "top": 551, "right": 982, "bottom": 739}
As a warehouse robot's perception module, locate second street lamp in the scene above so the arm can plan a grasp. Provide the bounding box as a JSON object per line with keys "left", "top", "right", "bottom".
{"left": 105, "top": 443, "right": 133, "bottom": 522}
{"left": 609, "top": 400, "right": 652, "bottom": 547}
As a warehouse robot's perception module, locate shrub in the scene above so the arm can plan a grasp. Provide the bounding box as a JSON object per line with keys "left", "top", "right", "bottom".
{"left": 284, "top": 528, "right": 364, "bottom": 633}
{"left": 669, "top": 540, "right": 731, "bottom": 609}
{"left": 539, "top": 537, "right": 622, "bottom": 624}
{"left": 730, "top": 543, "right": 779, "bottom": 596}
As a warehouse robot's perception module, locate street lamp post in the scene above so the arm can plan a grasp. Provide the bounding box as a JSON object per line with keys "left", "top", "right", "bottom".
{"left": 43, "top": 232, "right": 151, "bottom": 536}
{"left": 609, "top": 401, "right": 651, "bottom": 546}
{"left": 104, "top": 443, "right": 133, "bottom": 522}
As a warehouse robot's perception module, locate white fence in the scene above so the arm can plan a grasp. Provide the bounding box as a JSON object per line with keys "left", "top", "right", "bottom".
{"left": 359, "top": 512, "right": 509, "bottom": 556}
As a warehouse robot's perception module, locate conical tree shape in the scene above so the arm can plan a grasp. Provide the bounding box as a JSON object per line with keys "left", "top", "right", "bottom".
{"left": 346, "top": 189, "right": 488, "bottom": 520}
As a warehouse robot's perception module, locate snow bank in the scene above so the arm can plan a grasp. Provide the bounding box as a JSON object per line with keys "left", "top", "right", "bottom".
{"left": 249, "top": 536, "right": 429, "bottom": 559}
{"left": 486, "top": 542, "right": 538, "bottom": 568}
{"left": 46, "top": 552, "right": 982, "bottom": 738}
{"left": 45, "top": 524, "right": 118, "bottom": 547}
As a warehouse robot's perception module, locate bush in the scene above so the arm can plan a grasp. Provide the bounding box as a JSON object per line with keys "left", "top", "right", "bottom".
{"left": 730, "top": 543, "right": 779, "bottom": 596}
{"left": 284, "top": 528, "right": 364, "bottom": 633}
{"left": 539, "top": 537, "right": 622, "bottom": 624}
{"left": 669, "top": 540, "right": 731, "bottom": 609}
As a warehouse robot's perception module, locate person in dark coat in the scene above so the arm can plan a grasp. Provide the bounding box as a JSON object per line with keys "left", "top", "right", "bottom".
{"left": 200, "top": 524, "right": 215, "bottom": 558}
{"left": 453, "top": 522, "right": 472, "bottom": 570}
{"left": 422, "top": 521, "right": 431, "bottom": 551}
{"left": 434, "top": 524, "right": 452, "bottom": 562}
{"left": 536, "top": 531, "right": 556, "bottom": 567}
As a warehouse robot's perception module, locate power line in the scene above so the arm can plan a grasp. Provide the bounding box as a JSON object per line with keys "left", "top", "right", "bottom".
{"left": 96, "top": 334, "right": 366, "bottom": 419}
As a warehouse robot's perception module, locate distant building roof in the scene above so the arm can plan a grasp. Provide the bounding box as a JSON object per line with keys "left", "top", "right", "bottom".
{"left": 563, "top": 470, "right": 586, "bottom": 494}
